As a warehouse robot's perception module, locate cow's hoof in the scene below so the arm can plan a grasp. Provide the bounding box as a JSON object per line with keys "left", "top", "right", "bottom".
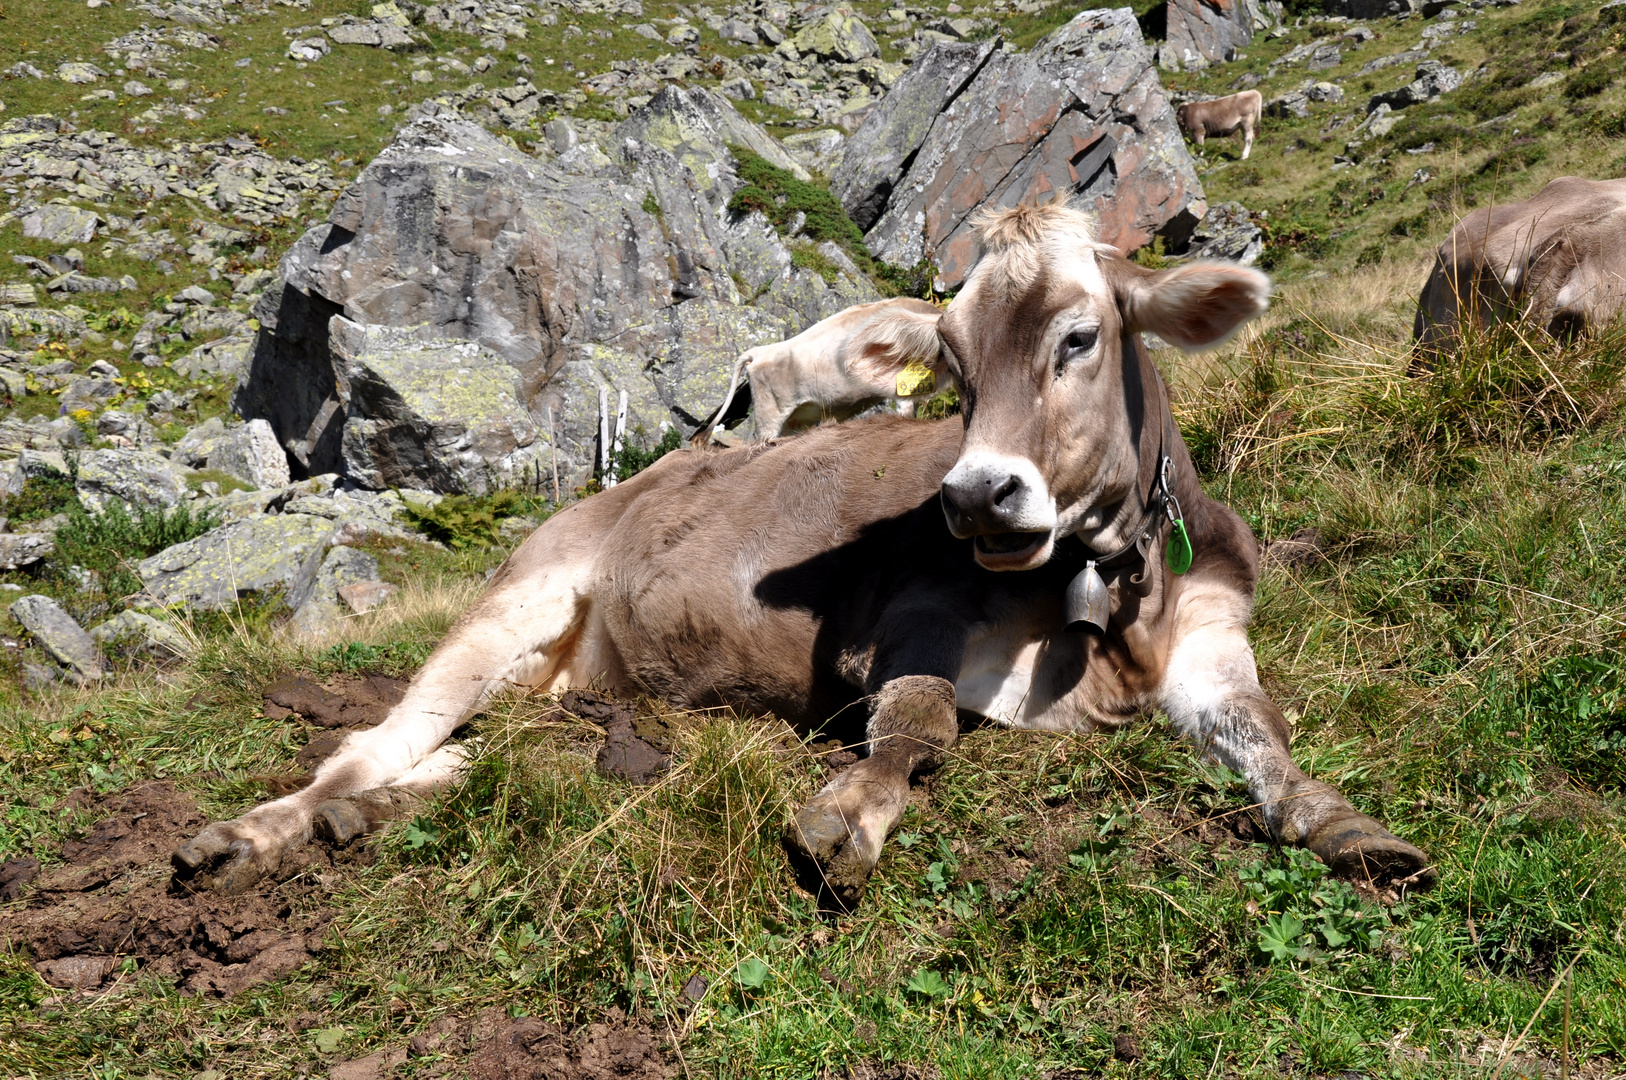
{"left": 785, "top": 792, "right": 886, "bottom": 910}
{"left": 1312, "top": 816, "right": 1436, "bottom": 889}
{"left": 313, "top": 788, "right": 423, "bottom": 846}
{"left": 171, "top": 822, "right": 276, "bottom": 895}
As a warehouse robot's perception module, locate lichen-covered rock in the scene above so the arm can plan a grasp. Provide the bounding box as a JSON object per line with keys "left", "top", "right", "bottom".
{"left": 781, "top": 129, "right": 847, "bottom": 174}
{"left": 200, "top": 418, "right": 290, "bottom": 490}
{"left": 1163, "top": 0, "right": 1258, "bottom": 69}
{"left": 1369, "top": 60, "right": 1462, "bottom": 111}
{"left": 0, "top": 533, "right": 53, "bottom": 571}
{"left": 1186, "top": 202, "right": 1263, "bottom": 264}
{"left": 330, "top": 316, "right": 547, "bottom": 493}
{"left": 89, "top": 609, "right": 189, "bottom": 656}
{"left": 289, "top": 545, "right": 380, "bottom": 634}
{"left": 137, "top": 513, "right": 335, "bottom": 610}
{"left": 791, "top": 8, "right": 881, "bottom": 62}
{"left": 237, "top": 105, "right": 874, "bottom": 487}
{"left": 859, "top": 8, "right": 1204, "bottom": 286}
{"left": 829, "top": 39, "right": 998, "bottom": 232}
{"left": 9, "top": 595, "right": 105, "bottom": 681}
{"left": 21, "top": 204, "right": 99, "bottom": 245}
{"left": 615, "top": 85, "right": 809, "bottom": 199}
{"left": 74, "top": 450, "right": 190, "bottom": 512}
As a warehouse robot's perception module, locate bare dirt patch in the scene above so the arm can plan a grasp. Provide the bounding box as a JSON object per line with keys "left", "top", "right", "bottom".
{"left": 259, "top": 673, "right": 409, "bottom": 787}
{"left": 331, "top": 1007, "right": 676, "bottom": 1079}
{"left": 0, "top": 781, "right": 337, "bottom": 996}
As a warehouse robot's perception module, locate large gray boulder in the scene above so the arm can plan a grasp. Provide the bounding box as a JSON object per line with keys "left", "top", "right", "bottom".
{"left": 289, "top": 544, "right": 380, "bottom": 635}
{"left": 74, "top": 449, "right": 190, "bottom": 512}
{"left": 330, "top": 316, "right": 547, "bottom": 493}
{"left": 235, "top": 102, "right": 878, "bottom": 486}
{"left": 137, "top": 513, "right": 335, "bottom": 610}
{"left": 1369, "top": 61, "right": 1462, "bottom": 112}
{"left": 1161, "top": 0, "right": 1259, "bottom": 70}
{"left": 829, "top": 39, "right": 999, "bottom": 232}
{"left": 854, "top": 8, "right": 1205, "bottom": 287}
{"left": 615, "top": 85, "right": 811, "bottom": 198}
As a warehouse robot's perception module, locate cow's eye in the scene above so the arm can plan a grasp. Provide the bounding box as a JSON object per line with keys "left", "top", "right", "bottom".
{"left": 1058, "top": 327, "right": 1098, "bottom": 371}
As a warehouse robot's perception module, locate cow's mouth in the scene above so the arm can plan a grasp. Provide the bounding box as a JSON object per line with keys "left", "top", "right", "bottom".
{"left": 973, "top": 531, "right": 1051, "bottom": 569}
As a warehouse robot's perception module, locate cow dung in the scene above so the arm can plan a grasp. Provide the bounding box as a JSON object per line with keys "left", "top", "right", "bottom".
{"left": 0, "top": 781, "right": 335, "bottom": 997}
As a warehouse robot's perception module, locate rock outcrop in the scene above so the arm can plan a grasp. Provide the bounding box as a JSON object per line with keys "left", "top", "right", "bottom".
{"left": 843, "top": 10, "right": 1205, "bottom": 287}
{"left": 1369, "top": 61, "right": 1462, "bottom": 112}
{"left": 237, "top": 95, "right": 878, "bottom": 488}
{"left": 1161, "top": 0, "right": 1258, "bottom": 70}
{"left": 828, "top": 39, "right": 999, "bottom": 233}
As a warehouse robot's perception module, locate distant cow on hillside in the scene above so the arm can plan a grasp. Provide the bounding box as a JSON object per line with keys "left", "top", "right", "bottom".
{"left": 1413, "top": 176, "right": 1626, "bottom": 358}
{"left": 1177, "top": 91, "right": 1262, "bottom": 160}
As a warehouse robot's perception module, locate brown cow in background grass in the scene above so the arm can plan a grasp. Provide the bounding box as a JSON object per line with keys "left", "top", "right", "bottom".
{"left": 1177, "top": 90, "right": 1263, "bottom": 160}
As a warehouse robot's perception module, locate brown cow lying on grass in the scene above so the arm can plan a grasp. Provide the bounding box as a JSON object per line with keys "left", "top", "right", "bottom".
{"left": 173, "top": 202, "right": 1433, "bottom": 907}
{"left": 1177, "top": 91, "right": 1263, "bottom": 161}
{"left": 1414, "top": 175, "right": 1626, "bottom": 357}
{"left": 691, "top": 296, "right": 953, "bottom": 446}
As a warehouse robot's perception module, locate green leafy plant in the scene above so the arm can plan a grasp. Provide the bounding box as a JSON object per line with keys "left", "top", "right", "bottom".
{"left": 905, "top": 968, "right": 952, "bottom": 1000}
{"left": 726, "top": 145, "right": 872, "bottom": 268}
{"left": 1238, "top": 847, "right": 1384, "bottom": 962}
{"left": 400, "top": 490, "right": 536, "bottom": 550}
{"left": 735, "top": 958, "right": 770, "bottom": 990}
{"left": 611, "top": 425, "right": 683, "bottom": 483}
{"left": 52, "top": 499, "right": 222, "bottom": 600}
{"left": 0, "top": 473, "right": 79, "bottom": 524}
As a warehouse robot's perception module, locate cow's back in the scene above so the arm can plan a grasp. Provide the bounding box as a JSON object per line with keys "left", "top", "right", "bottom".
{"left": 1416, "top": 176, "right": 1626, "bottom": 349}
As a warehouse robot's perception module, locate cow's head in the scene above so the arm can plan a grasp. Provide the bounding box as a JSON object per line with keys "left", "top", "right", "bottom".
{"left": 861, "top": 202, "right": 1270, "bottom": 571}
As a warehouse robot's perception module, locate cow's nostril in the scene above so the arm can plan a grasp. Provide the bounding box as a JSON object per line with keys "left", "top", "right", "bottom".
{"left": 992, "top": 476, "right": 1022, "bottom": 506}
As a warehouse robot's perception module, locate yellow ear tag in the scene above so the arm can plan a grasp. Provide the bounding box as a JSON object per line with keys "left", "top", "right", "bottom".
{"left": 896, "top": 359, "right": 937, "bottom": 397}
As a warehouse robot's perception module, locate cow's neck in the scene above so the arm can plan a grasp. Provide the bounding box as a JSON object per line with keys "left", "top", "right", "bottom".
{"left": 1060, "top": 346, "right": 1177, "bottom": 633}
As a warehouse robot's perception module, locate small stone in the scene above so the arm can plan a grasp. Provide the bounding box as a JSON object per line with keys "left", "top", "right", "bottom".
{"left": 175, "top": 284, "right": 214, "bottom": 304}
{"left": 337, "top": 580, "right": 397, "bottom": 614}
{"left": 9, "top": 595, "right": 106, "bottom": 681}
{"left": 89, "top": 609, "right": 189, "bottom": 655}
{"left": 56, "top": 62, "right": 108, "bottom": 84}
{"left": 288, "top": 37, "right": 330, "bottom": 62}
{"left": 21, "top": 204, "right": 99, "bottom": 246}
{"left": 410, "top": 68, "right": 433, "bottom": 83}
{"left": 124, "top": 79, "right": 153, "bottom": 96}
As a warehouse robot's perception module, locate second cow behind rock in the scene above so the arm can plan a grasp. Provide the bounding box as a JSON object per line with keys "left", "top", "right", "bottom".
{"left": 691, "top": 297, "right": 950, "bottom": 445}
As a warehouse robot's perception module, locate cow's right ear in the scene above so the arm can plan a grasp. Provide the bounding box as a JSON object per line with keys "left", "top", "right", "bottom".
{"left": 1114, "top": 258, "right": 1272, "bottom": 350}
{"left": 845, "top": 297, "right": 948, "bottom": 394}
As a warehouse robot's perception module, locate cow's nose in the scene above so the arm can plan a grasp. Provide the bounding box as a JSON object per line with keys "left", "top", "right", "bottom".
{"left": 940, "top": 455, "right": 1055, "bottom": 538}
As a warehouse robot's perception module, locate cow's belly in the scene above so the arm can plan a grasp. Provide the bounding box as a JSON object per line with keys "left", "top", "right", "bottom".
{"left": 954, "top": 621, "right": 1156, "bottom": 732}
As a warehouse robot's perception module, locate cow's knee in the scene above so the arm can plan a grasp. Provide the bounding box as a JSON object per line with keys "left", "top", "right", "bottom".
{"left": 786, "top": 675, "right": 958, "bottom": 908}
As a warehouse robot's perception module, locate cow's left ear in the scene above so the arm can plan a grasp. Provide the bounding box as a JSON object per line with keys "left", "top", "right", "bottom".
{"left": 845, "top": 297, "right": 949, "bottom": 391}
{"left": 1113, "top": 259, "right": 1272, "bottom": 350}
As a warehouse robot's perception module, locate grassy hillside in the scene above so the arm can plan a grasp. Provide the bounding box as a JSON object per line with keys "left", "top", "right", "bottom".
{"left": 3, "top": 0, "right": 1626, "bottom": 1076}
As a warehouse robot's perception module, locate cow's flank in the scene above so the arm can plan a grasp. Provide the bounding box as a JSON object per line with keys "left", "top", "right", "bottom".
{"left": 173, "top": 201, "right": 1433, "bottom": 911}
{"left": 1413, "top": 175, "right": 1626, "bottom": 359}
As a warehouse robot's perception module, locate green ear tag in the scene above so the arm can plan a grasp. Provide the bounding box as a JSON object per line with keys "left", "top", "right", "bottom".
{"left": 1166, "top": 518, "right": 1194, "bottom": 575}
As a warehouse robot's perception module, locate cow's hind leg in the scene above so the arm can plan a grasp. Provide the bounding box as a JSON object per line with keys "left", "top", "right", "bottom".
{"left": 787, "top": 676, "right": 957, "bottom": 908}
{"left": 1160, "top": 592, "right": 1433, "bottom": 885}
{"left": 173, "top": 540, "right": 600, "bottom": 894}
{"left": 312, "top": 744, "right": 467, "bottom": 845}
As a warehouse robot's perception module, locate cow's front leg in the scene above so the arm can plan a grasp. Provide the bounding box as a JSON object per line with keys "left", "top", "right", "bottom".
{"left": 1161, "top": 617, "right": 1433, "bottom": 885}
{"left": 787, "top": 675, "right": 958, "bottom": 907}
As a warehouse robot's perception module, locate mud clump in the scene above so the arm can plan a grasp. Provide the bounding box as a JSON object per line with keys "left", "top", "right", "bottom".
{"left": 263, "top": 673, "right": 407, "bottom": 729}
{"left": 0, "top": 782, "right": 333, "bottom": 996}
{"left": 459, "top": 1007, "right": 674, "bottom": 1079}
{"left": 562, "top": 690, "right": 673, "bottom": 786}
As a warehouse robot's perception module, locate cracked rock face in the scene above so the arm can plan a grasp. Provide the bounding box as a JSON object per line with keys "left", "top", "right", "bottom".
{"left": 846, "top": 9, "right": 1205, "bottom": 287}
{"left": 236, "top": 101, "right": 877, "bottom": 489}
{"left": 1163, "top": 0, "right": 1258, "bottom": 69}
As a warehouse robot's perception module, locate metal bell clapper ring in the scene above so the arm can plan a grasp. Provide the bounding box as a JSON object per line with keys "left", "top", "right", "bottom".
{"left": 1063, "top": 559, "right": 1111, "bottom": 634}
